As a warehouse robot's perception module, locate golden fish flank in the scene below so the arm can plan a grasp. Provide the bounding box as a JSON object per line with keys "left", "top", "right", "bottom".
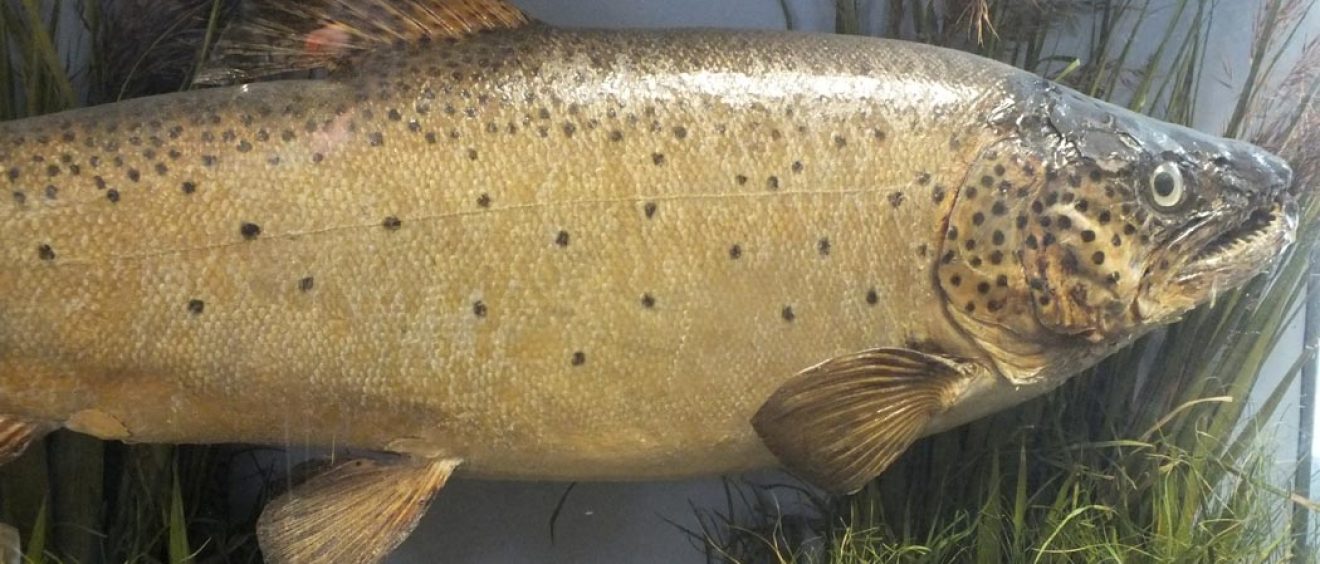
{"left": 0, "top": 0, "right": 1298, "bottom": 561}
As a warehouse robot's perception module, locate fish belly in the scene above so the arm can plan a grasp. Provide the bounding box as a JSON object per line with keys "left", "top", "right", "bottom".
{"left": 0, "top": 28, "right": 1010, "bottom": 479}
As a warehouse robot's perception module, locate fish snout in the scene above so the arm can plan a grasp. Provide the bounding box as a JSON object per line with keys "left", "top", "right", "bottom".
{"left": 1211, "top": 141, "right": 1294, "bottom": 201}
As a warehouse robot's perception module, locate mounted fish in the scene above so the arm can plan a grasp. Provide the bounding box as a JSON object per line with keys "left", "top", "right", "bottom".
{"left": 0, "top": 0, "right": 1299, "bottom": 561}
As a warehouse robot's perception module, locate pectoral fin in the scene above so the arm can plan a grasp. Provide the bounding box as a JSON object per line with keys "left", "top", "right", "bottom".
{"left": 257, "top": 457, "right": 460, "bottom": 564}
{"left": 0, "top": 415, "right": 51, "bottom": 465}
{"left": 752, "top": 349, "right": 980, "bottom": 494}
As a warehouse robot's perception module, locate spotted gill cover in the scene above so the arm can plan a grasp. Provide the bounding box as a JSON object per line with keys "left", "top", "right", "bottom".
{"left": 0, "top": 0, "right": 1297, "bottom": 561}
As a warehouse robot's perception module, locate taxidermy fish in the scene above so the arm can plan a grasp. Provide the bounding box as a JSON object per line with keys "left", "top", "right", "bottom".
{"left": 0, "top": 0, "right": 1298, "bottom": 561}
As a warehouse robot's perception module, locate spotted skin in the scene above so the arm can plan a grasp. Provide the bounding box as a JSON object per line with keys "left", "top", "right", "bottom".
{"left": 0, "top": 25, "right": 1294, "bottom": 481}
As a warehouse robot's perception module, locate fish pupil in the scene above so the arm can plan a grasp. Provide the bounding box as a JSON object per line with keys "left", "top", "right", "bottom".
{"left": 1154, "top": 172, "right": 1176, "bottom": 197}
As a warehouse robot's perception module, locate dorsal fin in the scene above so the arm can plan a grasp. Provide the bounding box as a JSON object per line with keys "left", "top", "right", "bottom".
{"left": 194, "top": 0, "right": 530, "bottom": 85}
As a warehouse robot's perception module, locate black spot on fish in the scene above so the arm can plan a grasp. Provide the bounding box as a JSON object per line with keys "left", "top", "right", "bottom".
{"left": 477, "top": 193, "right": 492, "bottom": 208}
{"left": 313, "top": 153, "right": 325, "bottom": 164}
{"left": 188, "top": 299, "right": 205, "bottom": 315}
{"left": 1057, "top": 216, "right": 1072, "bottom": 230}
{"left": 673, "top": 126, "right": 688, "bottom": 139}
{"left": 973, "top": 212, "right": 985, "bottom": 226}
{"left": 1025, "top": 235, "right": 1039, "bottom": 249}
{"left": 980, "top": 176, "right": 994, "bottom": 188}
{"left": 368, "top": 133, "right": 384, "bottom": 147}
{"left": 782, "top": 306, "right": 796, "bottom": 322}
{"left": 1098, "top": 211, "right": 1111, "bottom": 224}
{"left": 12, "top": 191, "right": 25, "bottom": 205}
{"left": 866, "top": 289, "right": 879, "bottom": 305}
{"left": 818, "top": 238, "right": 832, "bottom": 256}
{"left": 1089, "top": 170, "right": 1103, "bottom": 182}
{"left": 126, "top": 168, "right": 140, "bottom": 182}
{"left": 44, "top": 185, "right": 57, "bottom": 200}
{"left": 965, "top": 186, "right": 978, "bottom": 200}
{"left": 989, "top": 250, "right": 1004, "bottom": 265}
{"left": 941, "top": 251, "right": 955, "bottom": 264}
{"left": 473, "top": 301, "right": 488, "bottom": 318}
{"left": 1042, "top": 233, "right": 1056, "bottom": 247}
{"left": 467, "top": 148, "right": 479, "bottom": 161}
{"left": 965, "top": 302, "right": 976, "bottom": 313}
{"left": 155, "top": 163, "right": 168, "bottom": 176}
{"left": 1016, "top": 215, "right": 1029, "bottom": 230}
{"left": 992, "top": 201, "right": 1007, "bottom": 216}
{"left": 932, "top": 186, "right": 946, "bottom": 204}
{"left": 992, "top": 231, "right": 1005, "bottom": 246}
{"left": 202, "top": 155, "right": 217, "bottom": 167}
{"left": 299, "top": 277, "right": 315, "bottom": 292}
{"left": 652, "top": 153, "right": 666, "bottom": 166}
{"left": 730, "top": 244, "right": 743, "bottom": 260}
{"left": 555, "top": 230, "right": 571, "bottom": 247}
{"left": 950, "top": 274, "right": 962, "bottom": 287}
{"left": 964, "top": 239, "right": 976, "bottom": 251}
{"left": 562, "top": 123, "right": 577, "bottom": 137}
{"left": 917, "top": 244, "right": 928, "bottom": 258}
{"left": 947, "top": 226, "right": 959, "bottom": 240}
{"left": 1092, "top": 251, "right": 1106, "bottom": 265}
{"left": 425, "top": 132, "right": 438, "bottom": 144}
{"left": 237, "top": 141, "right": 253, "bottom": 153}
{"left": 644, "top": 202, "right": 658, "bottom": 219}
{"left": 1124, "top": 224, "right": 1137, "bottom": 236}
{"left": 1112, "top": 234, "right": 1123, "bottom": 247}
{"left": 37, "top": 244, "right": 55, "bottom": 261}
{"left": 1039, "top": 216, "right": 1053, "bottom": 228}
{"left": 641, "top": 294, "right": 656, "bottom": 309}
{"left": 106, "top": 189, "right": 120, "bottom": 203}
{"left": 888, "top": 192, "right": 905, "bottom": 208}
{"left": 241, "top": 222, "right": 262, "bottom": 240}
{"left": 735, "top": 175, "right": 749, "bottom": 186}
{"left": 571, "top": 351, "right": 587, "bottom": 366}
{"left": 997, "top": 274, "right": 1009, "bottom": 287}
{"left": 834, "top": 135, "right": 847, "bottom": 148}
{"left": 977, "top": 282, "right": 991, "bottom": 294}
{"left": 383, "top": 216, "right": 403, "bottom": 231}
{"left": 767, "top": 176, "right": 780, "bottom": 190}
{"left": 792, "top": 161, "right": 805, "bottom": 174}
{"left": 993, "top": 164, "right": 1006, "bottom": 176}
{"left": 1081, "top": 230, "right": 1096, "bottom": 243}
{"left": 46, "top": 164, "right": 60, "bottom": 177}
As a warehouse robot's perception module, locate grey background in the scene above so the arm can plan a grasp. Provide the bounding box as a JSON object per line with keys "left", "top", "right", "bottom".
{"left": 373, "top": 2, "right": 1319, "bottom": 563}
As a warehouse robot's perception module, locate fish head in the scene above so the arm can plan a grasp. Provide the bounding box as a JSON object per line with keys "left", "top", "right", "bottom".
{"left": 938, "top": 82, "right": 1296, "bottom": 381}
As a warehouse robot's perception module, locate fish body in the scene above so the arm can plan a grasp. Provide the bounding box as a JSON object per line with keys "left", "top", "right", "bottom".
{"left": 0, "top": 1, "right": 1297, "bottom": 560}
{"left": 3, "top": 26, "right": 1015, "bottom": 478}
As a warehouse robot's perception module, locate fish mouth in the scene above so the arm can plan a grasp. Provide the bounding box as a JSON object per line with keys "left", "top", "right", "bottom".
{"left": 1172, "top": 197, "right": 1297, "bottom": 288}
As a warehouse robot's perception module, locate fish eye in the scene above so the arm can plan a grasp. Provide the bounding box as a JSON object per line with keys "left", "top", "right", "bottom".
{"left": 1149, "top": 162, "right": 1185, "bottom": 209}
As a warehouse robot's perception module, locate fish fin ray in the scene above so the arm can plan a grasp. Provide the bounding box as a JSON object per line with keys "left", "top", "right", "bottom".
{"left": 0, "top": 416, "right": 52, "bottom": 465}
{"left": 256, "top": 457, "right": 460, "bottom": 564}
{"left": 751, "top": 348, "right": 979, "bottom": 494}
{"left": 194, "top": 0, "right": 531, "bottom": 85}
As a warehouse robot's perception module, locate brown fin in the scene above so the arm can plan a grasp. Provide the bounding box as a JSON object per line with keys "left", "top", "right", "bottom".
{"left": 751, "top": 349, "right": 979, "bottom": 494}
{"left": 257, "top": 457, "right": 460, "bottom": 564}
{"left": 0, "top": 416, "right": 51, "bottom": 465}
{"left": 195, "top": 0, "right": 531, "bottom": 85}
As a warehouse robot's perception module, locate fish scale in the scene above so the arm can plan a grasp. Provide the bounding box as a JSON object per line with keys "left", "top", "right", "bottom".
{"left": 0, "top": 26, "right": 1004, "bottom": 478}
{"left": 0, "top": 1, "right": 1297, "bottom": 559}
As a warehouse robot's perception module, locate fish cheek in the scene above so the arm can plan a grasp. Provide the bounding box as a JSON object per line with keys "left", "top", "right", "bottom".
{"left": 937, "top": 139, "right": 1048, "bottom": 340}
{"left": 1019, "top": 165, "right": 1145, "bottom": 339}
